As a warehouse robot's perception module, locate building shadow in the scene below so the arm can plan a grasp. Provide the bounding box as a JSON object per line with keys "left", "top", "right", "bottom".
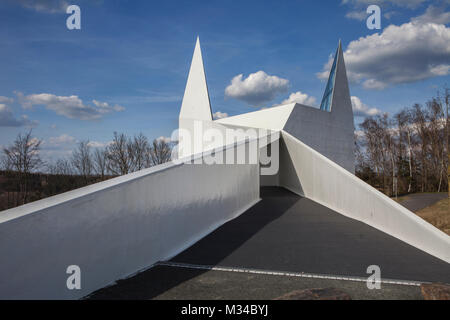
{"left": 87, "top": 187, "right": 300, "bottom": 300}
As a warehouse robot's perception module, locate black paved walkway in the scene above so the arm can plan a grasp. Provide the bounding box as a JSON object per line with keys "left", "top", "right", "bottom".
{"left": 88, "top": 265, "right": 423, "bottom": 300}
{"left": 171, "top": 187, "right": 449, "bottom": 283}
{"left": 88, "top": 187, "right": 450, "bottom": 299}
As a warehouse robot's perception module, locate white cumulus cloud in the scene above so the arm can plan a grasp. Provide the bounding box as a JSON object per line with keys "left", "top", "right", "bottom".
{"left": 225, "top": 71, "right": 289, "bottom": 106}
{"left": 317, "top": 21, "right": 450, "bottom": 89}
{"left": 281, "top": 91, "right": 317, "bottom": 106}
{"left": 16, "top": 92, "right": 125, "bottom": 120}
{"left": 412, "top": 5, "right": 450, "bottom": 25}
{"left": 92, "top": 100, "right": 125, "bottom": 112}
{"left": 16, "top": 0, "right": 69, "bottom": 13}
{"left": 213, "top": 111, "right": 228, "bottom": 120}
{"left": 351, "top": 96, "right": 383, "bottom": 117}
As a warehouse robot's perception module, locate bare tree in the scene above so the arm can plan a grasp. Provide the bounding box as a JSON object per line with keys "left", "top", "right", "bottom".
{"left": 411, "top": 104, "right": 430, "bottom": 192}
{"left": 149, "top": 138, "right": 172, "bottom": 166}
{"left": 48, "top": 158, "right": 73, "bottom": 176}
{"left": 360, "top": 117, "right": 384, "bottom": 191}
{"left": 93, "top": 148, "right": 108, "bottom": 180}
{"left": 426, "top": 98, "right": 445, "bottom": 192}
{"left": 71, "top": 141, "right": 93, "bottom": 183}
{"left": 359, "top": 114, "right": 398, "bottom": 195}
{"left": 354, "top": 132, "right": 365, "bottom": 172}
{"left": 0, "top": 153, "right": 12, "bottom": 171}
{"left": 106, "top": 132, "right": 134, "bottom": 175}
{"left": 357, "top": 89, "right": 449, "bottom": 196}
{"left": 446, "top": 87, "right": 449, "bottom": 198}
{"left": 131, "top": 133, "right": 150, "bottom": 171}
{"left": 2, "top": 130, "right": 42, "bottom": 205}
{"left": 395, "top": 109, "right": 414, "bottom": 193}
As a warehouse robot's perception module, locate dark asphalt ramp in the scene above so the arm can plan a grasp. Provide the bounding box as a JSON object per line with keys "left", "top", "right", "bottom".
{"left": 171, "top": 187, "right": 450, "bottom": 283}
{"left": 88, "top": 265, "right": 423, "bottom": 300}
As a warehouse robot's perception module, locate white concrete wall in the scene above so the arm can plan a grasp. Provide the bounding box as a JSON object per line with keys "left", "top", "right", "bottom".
{"left": 283, "top": 104, "right": 355, "bottom": 173}
{"left": 280, "top": 131, "right": 450, "bottom": 263}
{"left": 0, "top": 146, "right": 260, "bottom": 299}
{"left": 215, "top": 103, "right": 295, "bottom": 131}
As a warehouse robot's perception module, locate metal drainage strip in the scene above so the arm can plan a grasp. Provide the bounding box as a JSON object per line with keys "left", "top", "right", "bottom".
{"left": 157, "top": 261, "right": 426, "bottom": 287}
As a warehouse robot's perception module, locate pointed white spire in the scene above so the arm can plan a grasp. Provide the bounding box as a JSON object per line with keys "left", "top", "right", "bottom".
{"left": 330, "top": 39, "right": 353, "bottom": 121}
{"left": 179, "top": 37, "right": 212, "bottom": 121}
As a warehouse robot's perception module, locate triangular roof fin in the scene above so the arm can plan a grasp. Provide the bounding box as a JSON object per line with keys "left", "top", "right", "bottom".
{"left": 179, "top": 37, "right": 213, "bottom": 121}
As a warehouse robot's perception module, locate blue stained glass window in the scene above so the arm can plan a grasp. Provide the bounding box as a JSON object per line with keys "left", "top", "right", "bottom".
{"left": 320, "top": 49, "right": 338, "bottom": 112}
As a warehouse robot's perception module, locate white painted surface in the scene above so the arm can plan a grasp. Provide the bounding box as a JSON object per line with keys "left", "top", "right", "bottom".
{"left": 179, "top": 37, "right": 212, "bottom": 121}
{"left": 215, "top": 103, "right": 295, "bottom": 130}
{"left": 280, "top": 131, "right": 450, "bottom": 263}
{"left": 217, "top": 100, "right": 355, "bottom": 174}
{"left": 0, "top": 145, "right": 260, "bottom": 299}
{"left": 177, "top": 118, "right": 278, "bottom": 160}
{"left": 283, "top": 103, "right": 355, "bottom": 173}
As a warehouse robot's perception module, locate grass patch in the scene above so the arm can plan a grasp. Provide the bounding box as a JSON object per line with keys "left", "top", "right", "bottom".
{"left": 416, "top": 197, "right": 450, "bottom": 235}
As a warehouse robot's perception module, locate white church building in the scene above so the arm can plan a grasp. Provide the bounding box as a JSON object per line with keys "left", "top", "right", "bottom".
{"left": 0, "top": 38, "right": 448, "bottom": 299}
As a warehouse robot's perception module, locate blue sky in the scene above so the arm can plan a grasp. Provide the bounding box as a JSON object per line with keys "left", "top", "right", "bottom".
{"left": 0, "top": 0, "right": 449, "bottom": 162}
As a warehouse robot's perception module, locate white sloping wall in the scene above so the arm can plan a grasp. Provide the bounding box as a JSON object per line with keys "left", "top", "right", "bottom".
{"left": 280, "top": 131, "right": 450, "bottom": 263}
{"left": 215, "top": 103, "right": 295, "bottom": 131}
{"left": 0, "top": 145, "right": 260, "bottom": 299}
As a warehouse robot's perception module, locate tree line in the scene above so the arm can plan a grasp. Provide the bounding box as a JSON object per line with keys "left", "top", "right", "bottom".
{"left": 0, "top": 131, "right": 172, "bottom": 210}
{"left": 355, "top": 88, "right": 449, "bottom": 197}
